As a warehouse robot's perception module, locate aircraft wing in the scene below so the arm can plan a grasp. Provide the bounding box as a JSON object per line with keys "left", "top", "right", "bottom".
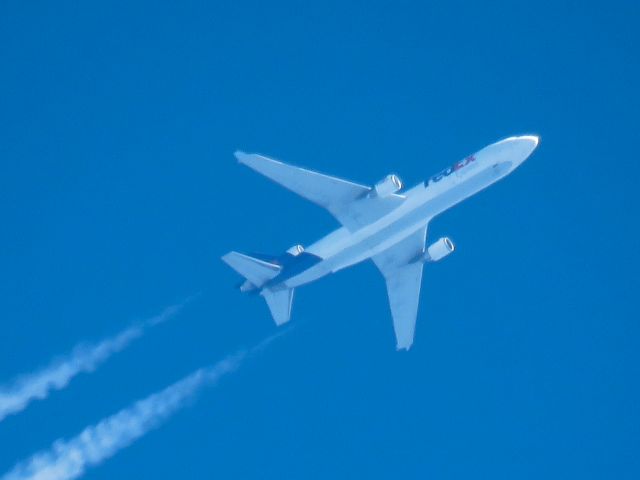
{"left": 371, "top": 226, "right": 427, "bottom": 350}
{"left": 235, "top": 151, "right": 404, "bottom": 230}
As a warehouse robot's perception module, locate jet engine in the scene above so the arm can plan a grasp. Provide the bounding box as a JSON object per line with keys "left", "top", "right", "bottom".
{"left": 286, "top": 244, "right": 305, "bottom": 256}
{"left": 424, "top": 237, "right": 455, "bottom": 262}
{"left": 374, "top": 174, "right": 403, "bottom": 197}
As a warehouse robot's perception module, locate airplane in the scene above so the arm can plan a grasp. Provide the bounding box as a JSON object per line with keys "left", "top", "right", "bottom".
{"left": 222, "top": 135, "right": 539, "bottom": 350}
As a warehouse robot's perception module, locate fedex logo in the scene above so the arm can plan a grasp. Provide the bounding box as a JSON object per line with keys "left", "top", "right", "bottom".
{"left": 428, "top": 155, "right": 476, "bottom": 184}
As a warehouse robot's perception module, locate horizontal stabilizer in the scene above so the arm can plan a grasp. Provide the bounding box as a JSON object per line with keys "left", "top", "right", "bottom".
{"left": 221, "top": 251, "right": 281, "bottom": 288}
{"left": 262, "top": 287, "right": 295, "bottom": 326}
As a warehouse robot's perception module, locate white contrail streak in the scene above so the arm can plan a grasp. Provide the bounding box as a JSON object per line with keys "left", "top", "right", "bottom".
{"left": 0, "top": 302, "right": 186, "bottom": 423}
{"left": 0, "top": 338, "right": 275, "bottom": 480}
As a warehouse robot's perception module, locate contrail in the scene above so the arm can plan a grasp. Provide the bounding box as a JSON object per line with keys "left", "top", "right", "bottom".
{"left": 0, "top": 301, "right": 189, "bottom": 423}
{"left": 1, "top": 334, "right": 283, "bottom": 480}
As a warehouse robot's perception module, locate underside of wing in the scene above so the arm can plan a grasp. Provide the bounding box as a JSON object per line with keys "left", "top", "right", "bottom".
{"left": 371, "top": 226, "right": 428, "bottom": 350}
{"left": 235, "top": 151, "right": 404, "bottom": 230}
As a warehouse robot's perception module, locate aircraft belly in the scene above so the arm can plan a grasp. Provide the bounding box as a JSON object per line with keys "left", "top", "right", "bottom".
{"left": 287, "top": 214, "right": 432, "bottom": 289}
{"left": 283, "top": 260, "right": 332, "bottom": 288}
{"left": 425, "top": 165, "right": 507, "bottom": 217}
{"left": 284, "top": 165, "right": 505, "bottom": 289}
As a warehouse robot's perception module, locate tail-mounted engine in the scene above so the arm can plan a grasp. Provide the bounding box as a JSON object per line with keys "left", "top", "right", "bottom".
{"left": 374, "top": 174, "right": 403, "bottom": 198}
{"left": 286, "top": 244, "right": 305, "bottom": 256}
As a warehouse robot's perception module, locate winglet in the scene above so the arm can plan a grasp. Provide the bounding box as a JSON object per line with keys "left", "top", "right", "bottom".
{"left": 234, "top": 150, "right": 248, "bottom": 163}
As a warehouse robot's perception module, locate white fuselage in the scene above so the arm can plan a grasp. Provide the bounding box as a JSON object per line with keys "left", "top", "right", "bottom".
{"left": 278, "top": 136, "right": 538, "bottom": 289}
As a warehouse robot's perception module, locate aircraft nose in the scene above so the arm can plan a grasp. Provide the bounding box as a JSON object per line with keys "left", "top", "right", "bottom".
{"left": 504, "top": 135, "right": 540, "bottom": 167}
{"left": 518, "top": 135, "right": 540, "bottom": 156}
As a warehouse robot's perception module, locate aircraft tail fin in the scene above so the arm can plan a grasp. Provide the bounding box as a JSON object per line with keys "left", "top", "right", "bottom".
{"left": 221, "top": 251, "right": 281, "bottom": 289}
{"left": 261, "top": 287, "right": 295, "bottom": 325}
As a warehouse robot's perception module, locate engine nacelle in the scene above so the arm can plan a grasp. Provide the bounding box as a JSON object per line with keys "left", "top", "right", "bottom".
{"left": 286, "top": 244, "right": 305, "bottom": 256}
{"left": 374, "top": 174, "right": 403, "bottom": 198}
{"left": 424, "top": 237, "right": 455, "bottom": 262}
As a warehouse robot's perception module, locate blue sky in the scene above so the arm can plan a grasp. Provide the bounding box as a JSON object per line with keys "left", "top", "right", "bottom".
{"left": 0, "top": 0, "right": 638, "bottom": 478}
